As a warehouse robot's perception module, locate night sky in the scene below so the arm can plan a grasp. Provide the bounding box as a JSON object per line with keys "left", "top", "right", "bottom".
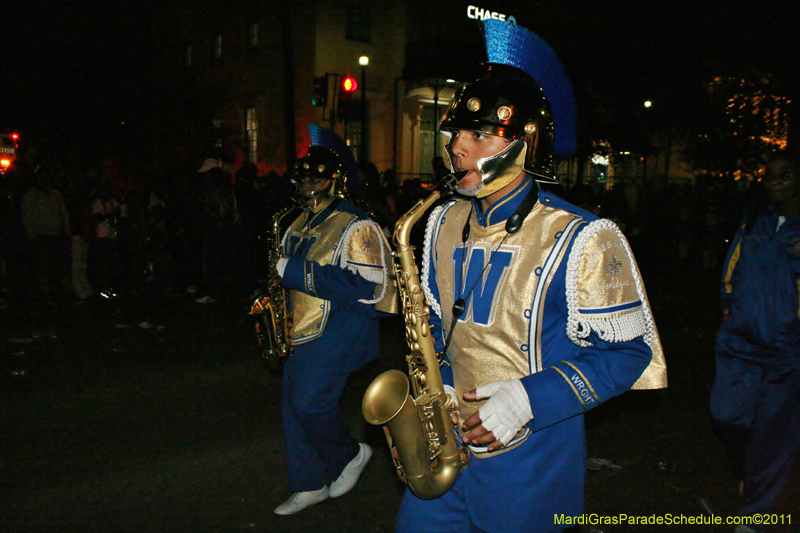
{"left": 1, "top": 1, "right": 799, "bottom": 159}
{"left": 1, "top": 1, "right": 153, "bottom": 154}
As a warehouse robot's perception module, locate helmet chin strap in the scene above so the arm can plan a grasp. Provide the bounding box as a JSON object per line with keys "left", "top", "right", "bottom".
{"left": 295, "top": 180, "right": 333, "bottom": 212}
{"left": 456, "top": 182, "right": 482, "bottom": 197}
{"left": 307, "top": 191, "right": 334, "bottom": 213}
{"left": 475, "top": 140, "right": 526, "bottom": 198}
{"left": 445, "top": 136, "right": 527, "bottom": 199}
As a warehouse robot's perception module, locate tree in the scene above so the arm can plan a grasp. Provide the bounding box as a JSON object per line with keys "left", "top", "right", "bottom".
{"left": 683, "top": 69, "right": 791, "bottom": 178}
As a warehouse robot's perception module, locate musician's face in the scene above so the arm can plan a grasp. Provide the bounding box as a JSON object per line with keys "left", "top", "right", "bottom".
{"left": 297, "top": 176, "right": 331, "bottom": 207}
{"left": 447, "top": 129, "right": 512, "bottom": 191}
{"left": 765, "top": 157, "right": 800, "bottom": 210}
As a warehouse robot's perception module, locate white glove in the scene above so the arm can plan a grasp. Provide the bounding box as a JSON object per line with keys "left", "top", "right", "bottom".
{"left": 276, "top": 256, "right": 289, "bottom": 277}
{"left": 475, "top": 379, "right": 533, "bottom": 446}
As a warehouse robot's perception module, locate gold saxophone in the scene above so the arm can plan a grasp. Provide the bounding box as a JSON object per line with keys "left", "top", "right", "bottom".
{"left": 362, "top": 171, "right": 470, "bottom": 499}
{"left": 249, "top": 206, "right": 296, "bottom": 369}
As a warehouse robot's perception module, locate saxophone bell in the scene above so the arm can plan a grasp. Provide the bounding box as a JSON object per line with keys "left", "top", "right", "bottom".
{"left": 363, "top": 368, "right": 466, "bottom": 499}
{"left": 249, "top": 289, "right": 292, "bottom": 369}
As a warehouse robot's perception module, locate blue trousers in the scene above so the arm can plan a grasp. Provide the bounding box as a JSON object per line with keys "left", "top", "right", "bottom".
{"left": 281, "top": 356, "right": 359, "bottom": 492}
{"left": 710, "top": 353, "right": 800, "bottom": 516}
{"left": 396, "top": 425, "right": 583, "bottom": 533}
{"left": 397, "top": 484, "right": 567, "bottom": 533}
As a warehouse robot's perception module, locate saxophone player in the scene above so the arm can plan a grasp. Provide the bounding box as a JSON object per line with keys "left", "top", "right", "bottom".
{"left": 270, "top": 125, "right": 397, "bottom": 516}
{"left": 395, "top": 21, "right": 667, "bottom": 533}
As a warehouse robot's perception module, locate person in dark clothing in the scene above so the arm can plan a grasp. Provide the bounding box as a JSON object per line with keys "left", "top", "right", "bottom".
{"left": 20, "top": 170, "right": 72, "bottom": 302}
{"left": 195, "top": 158, "right": 244, "bottom": 303}
{"left": 2, "top": 145, "right": 41, "bottom": 302}
{"left": 234, "top": 162, "right": 262, "bottom": 286}
{"left": 710, "top": 152, "right": 800, "bottom": 533}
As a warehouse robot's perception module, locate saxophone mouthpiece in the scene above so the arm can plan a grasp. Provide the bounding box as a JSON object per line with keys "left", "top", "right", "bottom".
{"left": 438, "top": 170, "right": 468, "bottom": 195}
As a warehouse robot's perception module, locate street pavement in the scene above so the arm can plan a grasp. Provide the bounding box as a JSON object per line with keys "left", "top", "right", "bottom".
{"left": 0, "top": 260, "right": 797, "bottom": 533}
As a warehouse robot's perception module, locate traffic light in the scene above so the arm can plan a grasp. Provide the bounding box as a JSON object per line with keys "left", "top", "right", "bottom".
{"left": 312, "top": 76, "right": 327, "bottom": 107}
{"left": 342, "top": 75, "right": 358, "bottom": 93}
{"left": 337, "top": 75, "right": 358, "bottom": 121}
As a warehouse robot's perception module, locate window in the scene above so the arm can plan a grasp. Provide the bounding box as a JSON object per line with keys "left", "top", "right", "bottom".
{"left": 185, "top": 44, "right": 192, "bottom": 67}
{"left": 247, "top": 22, "right": 259, "bottom": 50}
{"left": 418, "top": 101, "right": 449, "bottom": 182}
{"left": 419, "top": 103, "right": 437, "bottom": 180}
{"left": 212, "top": 33, "right": 223, "bottom": 60}
{"left": 345, "top": 5, "right": 371, "bottom": 43}
{"left": 246, "top": 107, "right": 258, "bottom": 164}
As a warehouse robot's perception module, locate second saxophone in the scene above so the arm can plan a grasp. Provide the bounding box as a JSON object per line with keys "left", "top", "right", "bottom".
{"left": 249, "top": 206, "right": 296, "bottom": 368}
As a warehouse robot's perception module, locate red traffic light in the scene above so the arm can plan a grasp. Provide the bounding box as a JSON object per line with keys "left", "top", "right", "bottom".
{"left": 341, "top": 76, "right": 358, "bottom": 92}
{"left": 10, "top": 133, "right": 18, "bottom": 140}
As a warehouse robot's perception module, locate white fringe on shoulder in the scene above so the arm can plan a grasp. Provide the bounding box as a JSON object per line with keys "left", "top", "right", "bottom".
{"left": 340, "top": 219, "right": 389, "bottom": 304}
{"left": 422, "top": 202, "right": 451, "bottom": 319}
{"left": 565, "top": 219, "right": 656, "bottom": 347}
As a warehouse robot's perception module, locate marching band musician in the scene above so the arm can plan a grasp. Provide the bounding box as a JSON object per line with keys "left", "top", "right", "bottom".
{"left": 270, "top": 125, "right": 397, "bottom": 516}
{"left": 395, "top": 20, "right": 667, "bottom": 533}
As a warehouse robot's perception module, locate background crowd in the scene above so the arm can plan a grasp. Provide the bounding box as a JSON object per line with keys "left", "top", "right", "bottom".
{"left": 0, "top": 143, "right": 762, "bottom": 320}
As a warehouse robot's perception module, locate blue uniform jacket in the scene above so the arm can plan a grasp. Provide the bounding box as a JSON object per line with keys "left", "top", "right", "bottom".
{"left": 427, "top": 179, "right": 653, "bottom": 427}
{"left": 717, "top": 207, "right": 800, "bottom": 365}
{"left": 281, "top": 199, "right": 390, "bottom": 372}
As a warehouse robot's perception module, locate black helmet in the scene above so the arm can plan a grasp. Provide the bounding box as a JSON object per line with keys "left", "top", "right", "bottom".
{"left": 291, "top": 145, "right": 348, "bottom": 199}
{"left": 440, "top": 20, "right": 576, "bottom": 190}
{"left": 441, "top": 63, "right": 555, "bottom": 184}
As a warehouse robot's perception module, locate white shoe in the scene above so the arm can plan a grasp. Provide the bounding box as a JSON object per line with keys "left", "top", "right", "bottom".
{"left": 195, "top": 295, "right": 217, "bottom": 304}
{"left": 273, "top": 486, "right": 329, "bottom": 515}
{"left": 329, "top": 443, "right": 372, "bottom": 498}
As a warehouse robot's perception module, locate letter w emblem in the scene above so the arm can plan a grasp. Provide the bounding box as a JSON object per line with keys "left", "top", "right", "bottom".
{"left": 451, "top": 244, "right": 516, "bottom": 326}
{"left": 287, "top": 232, "right": 319, "bottom": 258}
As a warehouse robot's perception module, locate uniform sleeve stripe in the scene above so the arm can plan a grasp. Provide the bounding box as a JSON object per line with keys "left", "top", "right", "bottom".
{"left": 552, "top": 366, "right": 587, "bottom": 411}
{"left": 723, "top": 239, "right": 742, "bottom": 295}
{"left": 345, "top": 261, "right": 382, "bottom": 269}
{"left": 304, "top": 262, "right": 316, "bottom": 296}
{"left": 579, "top": 301, "right": 642, "bottom": 314}
{"left": 561, "top": 360, "right": 600, "bottom": 404}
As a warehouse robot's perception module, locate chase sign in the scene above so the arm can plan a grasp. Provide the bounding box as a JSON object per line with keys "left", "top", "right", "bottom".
{"left": 467, "top": 5, "right": 516, "bottom": 24}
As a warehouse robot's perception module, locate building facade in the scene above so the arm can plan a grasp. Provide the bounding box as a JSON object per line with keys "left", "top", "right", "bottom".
{"left": 152, "top": 1, "right": 529, "bottom": 183}
{"left": 151, "top": 0, "right": 701, "bottom": 193}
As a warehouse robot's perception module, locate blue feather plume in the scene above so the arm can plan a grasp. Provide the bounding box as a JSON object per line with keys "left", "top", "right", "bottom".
{"left": 308, "top": 124, "right": 361, "bottom": 193}
{"left": 483, "top": 19, "right": 576, "bottom": 157}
